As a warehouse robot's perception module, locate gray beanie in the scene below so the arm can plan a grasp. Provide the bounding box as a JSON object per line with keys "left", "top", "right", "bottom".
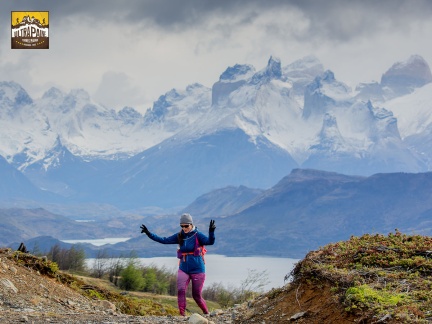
{"left": 180, "top": 213, "right": 193, "bottom": 224}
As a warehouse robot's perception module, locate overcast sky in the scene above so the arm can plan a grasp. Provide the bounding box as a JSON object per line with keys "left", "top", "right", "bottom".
{"left": 2, "top": 0, "right": 432, "bottom": 112}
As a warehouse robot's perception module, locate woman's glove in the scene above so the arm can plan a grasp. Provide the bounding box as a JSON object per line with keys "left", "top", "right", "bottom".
{"left": 209, "top": 219, "right": 216, "bottom": 232}
{"left": 140, "top": 224, "right": 150, "bottom": 236}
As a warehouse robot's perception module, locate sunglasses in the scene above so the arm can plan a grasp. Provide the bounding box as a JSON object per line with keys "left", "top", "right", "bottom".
{"left": 180, "top": 224, "right": 190, "bottom": 228}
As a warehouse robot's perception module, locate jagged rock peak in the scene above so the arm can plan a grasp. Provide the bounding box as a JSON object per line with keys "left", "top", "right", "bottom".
{"left": 219, "top": 64, "right": 255, "bottom": 82}
{"left": 321, "top": 112, "right": 338, "bottom": 128}
{"left": 0, "top": 80, "right": 25, "bottom": 91}
{"left": 307, "top": 70, "right": 337, "bottom": 90}
{"left": 381, "top": 54, "right": 432, "bottom": 87}
{"left": 145, "top": 85, "right": 197, "bottom": 122}
{"left": 317, "top": 113, "right": 345, "bottom": 147}
{"left": 52, "top": 135, "right": 64, "bottom": 149}
{"left": 302, "top": 113, "right": 347, "bottom": 158}
{"left": 118, "top": 106, "right": 141, "bottom": 119}
{"left": 321, "top": 70, "right": 336, "bottom": 82}
{"left": 0, "top": 81, "right": 33, "bottom": 105}
{"left": 265, "top": 56, "right": 282, "bottom": 79}
{"left": 250, "top": 56, "right": 283, "bottom": 85}
{"left": 309, "top": 70, "right": 351, "bottom": 97}
{"left": 42, "top": 87, "right": 63, "bottom": 100}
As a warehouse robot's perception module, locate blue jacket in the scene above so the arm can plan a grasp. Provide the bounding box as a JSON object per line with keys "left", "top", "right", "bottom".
{"left": 147, "top": 227, "right": 215, "bottom": 274}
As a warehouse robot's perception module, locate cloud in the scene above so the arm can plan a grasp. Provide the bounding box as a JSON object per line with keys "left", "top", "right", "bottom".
{"left": 94, "top": 71, "right": 147, "bottom": 112}
{"left": 60, "top": 1, "right": 432, "bottom": 38}
{"left": 1, "top": 0, "right": 431, "bottom": 110}
{"left": 4, "top": 1, "right": 432, "bottom": 35}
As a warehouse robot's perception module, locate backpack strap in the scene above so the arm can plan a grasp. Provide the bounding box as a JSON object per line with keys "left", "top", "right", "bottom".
{"left": 195, "top": 235, "right": 207, "bottom": 264}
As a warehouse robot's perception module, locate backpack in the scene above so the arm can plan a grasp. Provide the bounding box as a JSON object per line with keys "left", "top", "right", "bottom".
{"left": 177, "top": 233, "right": 207, "bottom": 263}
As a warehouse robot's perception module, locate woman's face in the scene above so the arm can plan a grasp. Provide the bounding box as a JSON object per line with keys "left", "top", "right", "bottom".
{"left": 180, "top": 224, "right": 192, "bottom": 233}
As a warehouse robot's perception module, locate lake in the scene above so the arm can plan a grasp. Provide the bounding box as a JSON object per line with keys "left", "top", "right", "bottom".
{"left": 141, "top": 255, "right": 298, "bottom": 291}
{"left": 86, "top": 255, "right": 299, "bottom": 292}
{"left": 62, "top": 237, "right": 131, "bottom": 246}
{"left": 67, "top": 238, "right": 299, "bottom": 291}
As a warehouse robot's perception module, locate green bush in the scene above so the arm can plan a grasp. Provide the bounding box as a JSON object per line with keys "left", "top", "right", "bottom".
{"left": 345, "top": 284, "right": 410, "bottom": 310}
{"left": 119, "top": 260, "right": 145, "bottom": 291}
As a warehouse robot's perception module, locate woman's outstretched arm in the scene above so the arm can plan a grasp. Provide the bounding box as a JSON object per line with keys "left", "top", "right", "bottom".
{"left": 197, "top": 220, "right": 216, "bottom": 245}
{"left": 140, "top": 224, "right": 179, "bottom": 244}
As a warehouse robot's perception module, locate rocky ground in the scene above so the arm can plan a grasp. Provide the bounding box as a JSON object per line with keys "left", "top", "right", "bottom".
{"left": 0, "top": 248, "right": 253, "bottom": 323}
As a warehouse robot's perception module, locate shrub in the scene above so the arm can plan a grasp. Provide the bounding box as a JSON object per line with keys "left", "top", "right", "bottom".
{"left": 345, "top": 284, "right": 410, "bottom": 310}
{"left": 119, "top": 260, "right": 145, "bottom": 291}
{"left": 47, "top": 244, "right": 86, "bottom": 272}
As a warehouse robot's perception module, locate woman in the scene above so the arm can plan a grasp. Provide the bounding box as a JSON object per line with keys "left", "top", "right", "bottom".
{"left": 140, "top": 213, "right": 216, "bottom": 316}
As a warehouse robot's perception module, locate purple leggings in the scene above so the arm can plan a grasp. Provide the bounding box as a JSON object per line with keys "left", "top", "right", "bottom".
{"left": 177, "top": 269, "right": 208, "bottom": 316}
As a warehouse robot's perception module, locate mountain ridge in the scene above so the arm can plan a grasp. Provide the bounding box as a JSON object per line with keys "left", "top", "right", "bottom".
{"left": 5, "top": 168, "right": 432, "bottom": 259}
{"left": 1, "top": 54, "right": 432, "bottom": 208}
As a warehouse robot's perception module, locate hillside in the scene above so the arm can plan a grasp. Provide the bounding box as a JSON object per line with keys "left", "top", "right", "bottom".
{"left": 216, "top": 169, "right": 432, "bottom": 258}
{"left": 235, "top": 231, "right": 432, "bottom": 323}
{"left": 0, "top": 208, "right": 142, "bottom": 245}
{"left": 181, "top": 185, "right": 264, "bottom": 218}
{"left": 0, "top": 247, "right": 173, "bottom": 323}
{"left": 0, "top": 248, "right": 235, "bottom": 323}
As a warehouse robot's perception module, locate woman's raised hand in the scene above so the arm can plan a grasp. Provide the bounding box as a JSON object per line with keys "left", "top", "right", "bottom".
{"left": 209, "top": 220, "right": 216, "bottom": 232}
{"left": 140, "top": 224, "right": 150, "bottom": 235}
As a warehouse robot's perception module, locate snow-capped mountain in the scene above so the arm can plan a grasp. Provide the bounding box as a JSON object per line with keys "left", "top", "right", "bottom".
{"left": 0, "top": 82, "right": 212, "bottom": 169}
{"left": 0, "top": 54, "right": 431, "bottom": 208}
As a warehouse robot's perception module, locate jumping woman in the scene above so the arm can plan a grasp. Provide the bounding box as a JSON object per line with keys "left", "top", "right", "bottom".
{"left": 140, "top": 213, "right": 216, "bottom": 316}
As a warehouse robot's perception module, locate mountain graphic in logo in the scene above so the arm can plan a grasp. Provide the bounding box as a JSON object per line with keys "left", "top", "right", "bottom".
{"left": 11, "top": 11, "right": 49, "bottom": 49}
